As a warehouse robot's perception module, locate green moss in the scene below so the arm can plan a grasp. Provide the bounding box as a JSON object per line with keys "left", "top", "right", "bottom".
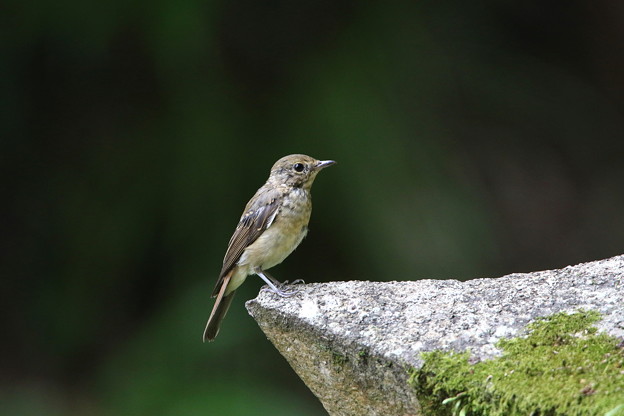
{"left": 409, "top": 310, "right": 624, "bottom": 416}
{"left": 331, "top": 351, "right": 349, "bottom": 369}
{"left": 357, "top": 348, "right": 370, "bottom": 365}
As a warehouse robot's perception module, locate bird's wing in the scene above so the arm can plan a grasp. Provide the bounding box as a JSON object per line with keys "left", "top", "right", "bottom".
{"left": 211, "top": 187, "right": 283, "bottom": 296}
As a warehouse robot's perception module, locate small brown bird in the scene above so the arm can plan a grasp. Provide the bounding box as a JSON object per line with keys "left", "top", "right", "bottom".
{"left": 203, "top": 154, "right": 336, "bottom": 342}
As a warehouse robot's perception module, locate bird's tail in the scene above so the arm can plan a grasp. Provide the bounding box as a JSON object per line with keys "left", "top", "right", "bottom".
{"left": 203, "top": 291, "right": 235, "bottom": 342}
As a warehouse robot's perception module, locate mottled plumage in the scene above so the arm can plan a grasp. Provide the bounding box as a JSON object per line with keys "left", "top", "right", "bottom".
{"left": 203, "top": 154, "right": 335, "bottom": 342}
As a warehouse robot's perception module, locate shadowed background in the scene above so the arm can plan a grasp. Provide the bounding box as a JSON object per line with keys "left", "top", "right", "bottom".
{"left": 2, "top": 0, "right": 623, "bottom": 415}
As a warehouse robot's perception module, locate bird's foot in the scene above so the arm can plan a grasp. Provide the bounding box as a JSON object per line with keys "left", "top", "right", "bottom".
{"left": 256, "top": 269, "right": 303, "bottom": 297}
{"left": 261, "top": 283, "right": 299, "bottom": 297}
{"left": 282, "top": 278, "right": 305, "bottom": 285}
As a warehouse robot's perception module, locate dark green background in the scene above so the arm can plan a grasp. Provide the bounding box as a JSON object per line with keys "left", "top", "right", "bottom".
{"left": 2, "top": 0, "right": 623, "bottom": 415}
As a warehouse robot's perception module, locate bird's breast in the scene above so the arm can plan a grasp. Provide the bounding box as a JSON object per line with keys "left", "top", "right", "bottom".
{"left": 239, "top": 189, "right": 312, "bottom": 270}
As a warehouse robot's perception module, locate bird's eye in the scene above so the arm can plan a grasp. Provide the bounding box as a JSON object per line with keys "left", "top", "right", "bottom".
{"left": 293, "top": 163, "right": 305, "bottom": 172}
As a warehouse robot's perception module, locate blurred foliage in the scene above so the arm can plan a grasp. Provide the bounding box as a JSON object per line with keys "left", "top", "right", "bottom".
{"left": 2, "top": 0, "right": 623, "bottom": 414}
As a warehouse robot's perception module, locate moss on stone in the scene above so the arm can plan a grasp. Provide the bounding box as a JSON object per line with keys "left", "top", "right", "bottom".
{"left": 409, "top": 310, "right": 624, "bottom": 416}
{"left": 331, "top": 351, "right": 349, "bottom": 369}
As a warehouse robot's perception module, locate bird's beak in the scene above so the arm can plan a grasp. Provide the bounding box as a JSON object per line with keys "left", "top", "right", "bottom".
{"left": 315, "top": 160, "right": 336, "bottom": 170}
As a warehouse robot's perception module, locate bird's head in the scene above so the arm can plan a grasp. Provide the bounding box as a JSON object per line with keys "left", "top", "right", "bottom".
{"left": 268, "top": 154, "right": 336, "bottom": 190}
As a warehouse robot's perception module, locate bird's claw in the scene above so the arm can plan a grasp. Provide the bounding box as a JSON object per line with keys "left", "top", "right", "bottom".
{"left": 282, "top": 279, "right": 305, "bottom": 285}
{"left": 261, "top": 284, "right": 299, "bottom": 297}
{"left": 260, "top": 279, "right": 303, "bottom": 298}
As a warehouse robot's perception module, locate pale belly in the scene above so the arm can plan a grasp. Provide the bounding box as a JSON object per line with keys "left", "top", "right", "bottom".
{"left": 238, "top": 220, "right": 309, "bottom": 271}
{"left": 226, "top": 225, "right": 307, "bottom": 294}
{"left": 226, "top": 219, "right": 309, "bottom": 295}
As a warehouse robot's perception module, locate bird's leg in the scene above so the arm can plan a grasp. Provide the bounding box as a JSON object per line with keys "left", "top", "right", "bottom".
{"left": 259, "top": 269, "right": 282, "bottom": 286}
{"left": 255, "top": 268, "right": 299, "bottom": 297}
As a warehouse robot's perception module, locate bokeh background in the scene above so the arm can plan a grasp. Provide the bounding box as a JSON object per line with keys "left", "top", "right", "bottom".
{"left": 2, "top": 0, "right": 624, "bottom": 415}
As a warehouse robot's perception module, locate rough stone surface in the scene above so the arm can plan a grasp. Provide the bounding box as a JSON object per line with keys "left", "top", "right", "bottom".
{"left": 246, "top": 255, "right": 624, "bottom": 416}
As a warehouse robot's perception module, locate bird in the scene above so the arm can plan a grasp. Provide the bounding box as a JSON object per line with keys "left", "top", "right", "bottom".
{"left": 203, "top": 154, "right": 336, "bottom": 342}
